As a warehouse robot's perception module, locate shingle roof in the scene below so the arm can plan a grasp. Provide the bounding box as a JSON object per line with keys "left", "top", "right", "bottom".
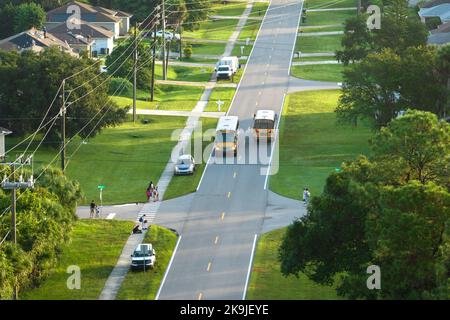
{"left": 419, "top": 3, "right": 450, "bottom": 21}
{"left": 428, "top": 32, "right": 450, "bottom": 44}
{"left": 49, "top": 20, "right": 115, "bottom": 40}
{"left": 0, "top": 28, "right": 71, "bottom": 52}
{"left": 431, "top": 21, "right": 450, "bottom": 33}
{"left": 46, "top": 1, "right": 131, "bottom": 23}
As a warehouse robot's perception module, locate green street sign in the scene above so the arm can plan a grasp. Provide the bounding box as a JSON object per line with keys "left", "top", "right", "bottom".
{"left": 335, "top": 168, "right": 341, "bottom": 173}
{"left": 98, "top": 185, "right": 105, "bottom": 190}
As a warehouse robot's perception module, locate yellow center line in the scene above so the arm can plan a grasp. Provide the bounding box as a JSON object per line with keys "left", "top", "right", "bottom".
{"left": 207, "top": 262, "right": 212, "bottom": 272}
{"left": 198, "top": 292, "right": 203, "bottom": 300}
{"left": 214, "top": 236, "right": 219, "bottom": 244}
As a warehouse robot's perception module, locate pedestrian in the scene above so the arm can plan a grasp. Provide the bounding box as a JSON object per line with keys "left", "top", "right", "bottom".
{"left": 95, "top": 205, "right": 100, "bottom": 218}
{"left": 139, "top": 214, "right": 146, "bottom": 229}
{"left": 90, "top": 200, "right": 96, "bottom": 219}
{"left": 143, "top": 220, "right": 148, "bottom": 230}
{"left": 148, "top": 181, "right": 155, "bottom": 201}
{"left": 153, "top": 186, "right": 159, "bottom": 202}
{"left": 303, "top": 188, "right": 311, "bottom": 205}
{"left": 146, "top": 187, "right": 151, "bottom": 202}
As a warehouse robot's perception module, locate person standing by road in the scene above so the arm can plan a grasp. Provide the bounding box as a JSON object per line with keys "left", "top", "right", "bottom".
{"left": 90, "top": 200, "right": 96, "bottom": 219}
{"left": 139, "top": 214, "right": 146, "bottom": 229}
{"left": 303, "top": 188, "right": 311, "bottom": 205}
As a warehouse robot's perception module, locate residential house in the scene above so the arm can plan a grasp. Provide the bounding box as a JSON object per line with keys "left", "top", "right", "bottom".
{"left": 45, "top": 1, "right": 132, "bottom": 38}
{"left": 0, "top": 28, "right": 75, "bottom": 56}
{"left": 49, "top": 19, "right": 115, "bottom": 56}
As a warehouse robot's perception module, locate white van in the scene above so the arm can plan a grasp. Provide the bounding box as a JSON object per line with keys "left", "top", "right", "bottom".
{"left": 215, "top": 116, "right": 239, "bottom": 157}
{"left": 215, "top": 56, "right": 240, "bottom": 79}
{"left": 253, "top": 110, "right": 276, "bottom": 142}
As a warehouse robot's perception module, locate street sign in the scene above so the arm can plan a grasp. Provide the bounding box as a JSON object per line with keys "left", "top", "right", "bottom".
{"left": 246, "top": 37, "right": 250, "bottom": 46}
{"left": 98, "top": 185, "right": 105, "bottom": 190}
{"left": 216, "top": 100, "right": 224, "bottom": 112}
{"left": 240, "top": 46, "right": 245, "bottom": 56}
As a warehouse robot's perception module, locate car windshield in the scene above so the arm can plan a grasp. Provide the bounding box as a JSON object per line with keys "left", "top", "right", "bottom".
{"left": 177, "top": 158, "right": 192, "bottom": 165}
{"left": 254, "top": 119, "right": 275, "bottom": 129}
{"left": 133, "top": 247, "right": 151, "bottom": 257}
{"left": 216, "top": 132, "right": 235, "bottom": 142}
{"left": 218, "top": 66, "right": 229, "bottom": 71}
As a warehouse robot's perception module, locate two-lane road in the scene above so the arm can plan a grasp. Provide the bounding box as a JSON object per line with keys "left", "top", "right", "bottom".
{"left": 157, "top": 0, "right": 303, "bottom": 300}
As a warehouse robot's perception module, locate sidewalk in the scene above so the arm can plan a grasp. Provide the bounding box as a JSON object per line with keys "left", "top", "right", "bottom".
{"left": 98, "top": 1, "right": 255, "bottom": 301}
{"left": 128, "top": 109, "right": 226, "bottom": 118}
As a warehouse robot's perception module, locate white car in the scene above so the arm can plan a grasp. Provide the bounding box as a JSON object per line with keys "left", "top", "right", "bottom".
{"left": 130, "top": 244, "right": 156, "bottom": 270}
{"left": 100, "top": 65, "right": 108, "bottom": 73}
{"left": 151, "top": 30, "right": 180, "bottom": 41}
{"left": 174, "top": 154, "right": 195, "bottom": 175}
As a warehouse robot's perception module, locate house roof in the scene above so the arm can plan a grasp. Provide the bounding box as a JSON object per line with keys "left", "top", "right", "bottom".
{"left": 49, "top": 20, "right": 115, "bottom": 42}
{"left": 0, "top": 28, "right": 72, "bottom": 52}
{"left": 419, "top": 4, "right": 450, "bottom": 21}
{"left": 421, "top": 0, "right": 450, "bottom": 8}
{"left": 47, "top": 1, "right": 132, "bottom": 23}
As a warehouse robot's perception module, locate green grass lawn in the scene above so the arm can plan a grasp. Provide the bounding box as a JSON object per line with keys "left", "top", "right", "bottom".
{"left": 155, "top": 64, "right": 213, "bottom": 82}
{"left": 270, "top": 90, "right": 371, "bottom": 199}
{"left": 302, "top": 10, "right": 356, "bottom": 26}
{"left": 22, "top": 220, "right": 134, "bottom": 300}
{"left": 231, "top": 43, "right": 252, "bottom": 57}
{"left": 291, "top": 64, "right": 344, "bottom": 82}
{"left": 295, "top": 34, "right": 343, "bottom": 53}
{"left": 305, "top": 0, "right": 357, "bottom": 9}
{"left": 163, "top": 118, "right": 218, "bottom": 200}
{"left": 178, "top": 57, "right": 217, "bottom": 64}
{"left": 300, "top": 25, "right": 345, "bottom": 32}
{"left": 186, "top": 42, "right": 226, "bottom": 56}
{"left": 111, "top": 84, "right": 204, "bottom": 111}
{"left": 183, "top": 19, "right": 239, "bottom": 41}
{"left": 8, "top": 116, "right": 188, "bottom": 205}
{"left": 293, "top": 55, "right": 337, "bottom": 62}
{"left": 247, "top": 227, "right": 341, "bottom": 299}
{"left": 116, "top": 225, "right": 177, "bottom": 300}
{"left": 205, "top": 87, "right": 236, "bottom": 112}
{"left": 249, "top": 1, "right": 269, "bottom": 18}
{"left": 212, "top": 1, "right": 248, "bottom": 16}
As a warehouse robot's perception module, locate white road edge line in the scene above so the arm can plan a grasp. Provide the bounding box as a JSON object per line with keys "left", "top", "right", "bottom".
{"left": 197, "top": 0, "right": 272, "bottom": 192}
{"left": 242, "top": 234, "right": 258, "bottom": 300}
{"left": 287, "top": 0, "right": 305, "bottom": 75}
{"left": 264, "top": 92, "right": 286, "bottom": 190}
{"left": 155, "top": 235, "right": 182, "bottom": 300}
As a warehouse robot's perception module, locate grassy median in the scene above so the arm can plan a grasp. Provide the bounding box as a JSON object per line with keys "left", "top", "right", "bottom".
{"left": 291, "top": 64, "right": 344, "bottom": 82}
{"left": 116, "top": 225, "right": 177, "bottom": 300}
{"left": 270, "top": 90, "right": 371, "bottom": 199}
{"left": 22, "top": 220, "right": 134, "bottom": 300}
{"left": 247, "top": 227, "right": 341, "bottom": 299}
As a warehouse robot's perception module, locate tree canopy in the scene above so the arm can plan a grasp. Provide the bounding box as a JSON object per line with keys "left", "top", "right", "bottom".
{"left": 279, "top": 110, "right": 450, "bottom": 299}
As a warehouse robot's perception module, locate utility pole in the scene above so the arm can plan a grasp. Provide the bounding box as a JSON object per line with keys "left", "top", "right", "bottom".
{"left": 61, "top": 79, "right": 66, "bottom": 173}
{"left": 133, "top": 22, "right": 138, "bottom": 123}
{"left": 162, "top": 0, "right": 167, "bottom": 80}
{"left": 1, "top": 153, "right": 34, "bottom": 300}
{"left": 151, "top": 19, "right": 158, "bottom": 102}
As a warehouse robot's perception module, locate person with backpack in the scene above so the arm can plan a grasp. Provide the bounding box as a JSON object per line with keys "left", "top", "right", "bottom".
{"left": 89, "top": 200, "right": 96, "bottom": 219}
{"left": 303, "top": 188, "right": 311, "bottom": 205}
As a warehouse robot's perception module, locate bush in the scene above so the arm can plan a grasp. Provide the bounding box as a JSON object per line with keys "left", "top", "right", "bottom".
{"left": 425, "top": 17, "right": 442, "bottom": 31}
{"left": 183, "top": 43, "right": 193, "bottom": 58}
{"left": 109, "top": 77, "right": 133, "bottom": 96}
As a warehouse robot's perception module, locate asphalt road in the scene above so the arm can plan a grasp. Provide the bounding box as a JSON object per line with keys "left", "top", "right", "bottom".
{"left": 157, "top": 0, "right": 304, "bottom": 300}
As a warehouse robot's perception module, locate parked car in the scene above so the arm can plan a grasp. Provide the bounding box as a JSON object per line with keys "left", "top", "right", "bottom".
{"left": 174, "top": 154, "right": 195, "bottom": 175}
{"left": 131, "top": 243, "right": 156, "bottom": 270}
{"left": 100, "top": 65, "right": 108, "bottom": 73}
{"left": 150, "top": 30, "right": 180, "bottom": 41}
{"left": 216, "top": 65, "right": 233, "bottom": 79}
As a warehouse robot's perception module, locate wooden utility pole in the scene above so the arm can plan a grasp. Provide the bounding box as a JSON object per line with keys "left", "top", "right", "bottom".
{"left": 162, "top": 0, "right": 167, "bottom": 80}
{"left": 151, "top": 20, "right": 158, "bottom": 102}
{"left": 133, "top": 22, "right": 138, "bottom": 123}
{"left": 61, "top": 80, "right": 66, "bottom": 173}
